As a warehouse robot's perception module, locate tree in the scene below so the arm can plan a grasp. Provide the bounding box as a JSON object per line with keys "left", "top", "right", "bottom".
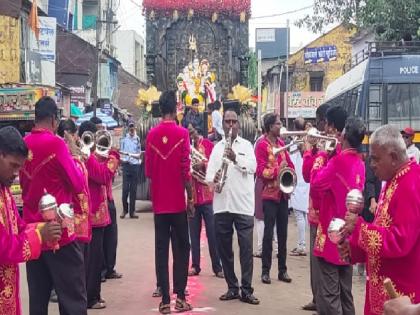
{"left": 297, "top": 0, "right": 420, "bottom": 41}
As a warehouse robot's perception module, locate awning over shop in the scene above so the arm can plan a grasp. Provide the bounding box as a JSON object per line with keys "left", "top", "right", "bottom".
{"left": 70, "top": 104, "right": 83, "bottom": 117}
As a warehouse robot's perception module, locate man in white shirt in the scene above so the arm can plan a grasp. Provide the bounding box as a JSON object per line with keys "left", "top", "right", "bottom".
{"left": 401, "top": 127, "right": 420, "bottom": 163}
{"left": 289, "top": 117, "right": 310, "bottom": 256}
{"left": 209, "top": 100, "right": 224, "bottom": 141}
{"left": 206, "top": 108, "right": 259, "bottom": 305}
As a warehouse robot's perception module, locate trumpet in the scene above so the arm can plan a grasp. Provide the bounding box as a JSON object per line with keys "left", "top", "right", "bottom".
{"left": 95, "top": 130, "right": 112, "bottom": 158}
{"left": 306, "top": 128, "right": 338, "bottom": 152}
{"left": 190, "top": 144, "right": 208, "bottom": 185}
{"left": 272, "top": 140, "right": 304, "bottom": 156}
{"left": 279, "top": 128, "right": 308, "bottom": 139}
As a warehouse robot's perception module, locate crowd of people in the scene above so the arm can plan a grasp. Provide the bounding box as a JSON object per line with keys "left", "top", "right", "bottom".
{"left": 0, "top": 91, "right": 420, "bottom": 315}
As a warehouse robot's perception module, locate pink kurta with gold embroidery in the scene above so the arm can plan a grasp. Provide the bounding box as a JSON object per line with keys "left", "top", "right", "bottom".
{"left": 193, "top": 137, "right": 213, "bottom": 206}
{"left": 311, "top": 149, "right": 365, "bottom": 265}
{"left": 145, "top": 121, "right": 192, "bottom": 214}
{"left": 255, "top": 136, "right": 294, "bottom": 202}
{"left": 0, "top": 185, "right": 42, "bottom": 315}
{"left": 72, "top": 158, "right": 92, "bottom": 242}
{"left": 349, "top": 161, "right": 420, "bottom": 315}
{"left": 86, "top": 152, "right": 119, "bottom": 228}
{"left": 303, "top": 149, "right": 328, "bottom": 226}
{"left": 20, "top": 128, "right": 85, "bottom": 249}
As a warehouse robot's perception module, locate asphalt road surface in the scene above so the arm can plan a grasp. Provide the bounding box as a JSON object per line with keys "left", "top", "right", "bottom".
{"left": 20, "top": 184, "right": 366, "bottom": 314}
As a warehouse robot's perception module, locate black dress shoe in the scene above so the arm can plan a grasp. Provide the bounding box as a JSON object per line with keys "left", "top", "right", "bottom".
{"left": 261, "top": 274, "right": 271, "bottom": 284}
{"left": 101, "top": 275, "right": 107, "bottom": 283}
{"left": 219, "top": 291, "right": 240, "bottom": 301}
{"left": 129, "top": 214, "right": 139, "bottom": 219}
{"left": 105, "top": 271, "right": 123, "bottom": 279}
{"left": 278, "top": 271, "right": 292, "bottom": 283}
{"left": 120, "top": 213, "right": 127, "bottom": 219}
{"left": 302, "top": 301, "right": 317, "bottom": 311}
{"left": 240, "top": 294, "right": 260, "bottom": 305}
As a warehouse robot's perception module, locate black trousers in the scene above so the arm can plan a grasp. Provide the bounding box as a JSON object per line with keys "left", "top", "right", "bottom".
{"left": 316, "top": 257, "right": 355, "bottom": 315}
{"left": 122, "top": 163, "right": 139, "bottom": 215}
{"left": 262, "top": 199, "right": 289, "bottom": 275}
{"left": 189, "top": 203, "right": 222, "bottom": 274}
{"left": 87, "top": 227, "right": 105, "bottom": 307}
{"left": 214, "top": 212, "right": 254, "bottom": 296}
{"left": 310, "top": 224, "right": 320, "bottom": 304}
{"left": 26, "top": 242, "right": 87, "bottom": 315}
{"left": 103, "top": 200, "right": 118, "bottom": 275}
{"left": 154, "top": 212, "right": 190, "bottom": 304}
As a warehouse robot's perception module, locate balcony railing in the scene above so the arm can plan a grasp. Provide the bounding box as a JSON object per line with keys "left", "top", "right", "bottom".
{"left": 343, "top": 41, "right": 420, "bottom": 73}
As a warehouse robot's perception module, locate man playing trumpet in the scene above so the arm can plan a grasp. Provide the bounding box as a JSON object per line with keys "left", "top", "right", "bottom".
{"left": 310, "top": 115, "right": 366, "bottom": 315}
{"left": 340, "top": 125, "right": 420, "bottom": 315}
{"left": 255, "top": 113, "right": 294, "bottom": 284}
{"left": 187, "top": 125, "right": 223, "bottom": 278}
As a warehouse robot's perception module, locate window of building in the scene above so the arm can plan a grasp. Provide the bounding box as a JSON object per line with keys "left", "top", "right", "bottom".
{"left": 309, "top": 72, "right": 324, "bottom": 91}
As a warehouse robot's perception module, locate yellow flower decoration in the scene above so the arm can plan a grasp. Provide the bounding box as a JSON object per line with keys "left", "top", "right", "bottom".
{"left": 136, "top": 86, "right": 161, "bottom": 112}
{"left": 228, "top": 84, "right": 254, "bottom": 105}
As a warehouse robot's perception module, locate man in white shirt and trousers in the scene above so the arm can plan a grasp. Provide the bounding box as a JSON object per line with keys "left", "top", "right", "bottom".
{"left": 206, "top": 106, "right": 260, "bottom": 305}
{"left": 289, "top": 117, "right": 310, "bottom": 256}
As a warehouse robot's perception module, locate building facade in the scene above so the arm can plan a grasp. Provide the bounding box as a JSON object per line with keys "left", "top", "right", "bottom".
{"left": 114, "top": 30, "right": 146, "bottom": 82}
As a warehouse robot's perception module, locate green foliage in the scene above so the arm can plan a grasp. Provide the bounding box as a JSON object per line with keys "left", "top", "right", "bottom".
{"left": 247, "top": 50, "right": 258, "bottom": 91}
{"left": 297, "top": 0, "right": 420, "bottom": 41}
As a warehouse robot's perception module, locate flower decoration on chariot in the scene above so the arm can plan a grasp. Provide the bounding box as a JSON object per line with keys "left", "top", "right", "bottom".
{"left": 228, "top": 84, "right": 254, "bottom": 106}
{"left": 136, "top": 86, "right": 161, "bottom": 112}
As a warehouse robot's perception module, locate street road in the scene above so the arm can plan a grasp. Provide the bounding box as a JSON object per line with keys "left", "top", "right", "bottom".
{"left": 20, "top": 183, "right": 366, "bottom": 314}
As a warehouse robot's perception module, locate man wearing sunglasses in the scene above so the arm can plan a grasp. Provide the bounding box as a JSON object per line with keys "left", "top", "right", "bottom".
{"left": 401, "top": 127, "right": 420, "bottom": 163}
{"left": 206, "top": 108, "right": 259, "bottom": 305}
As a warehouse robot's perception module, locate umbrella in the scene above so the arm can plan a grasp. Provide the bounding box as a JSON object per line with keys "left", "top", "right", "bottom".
{"left": 76, "top": 109, "right": 118, "bottom": 129}
{"left": 70, "top": 104, "right": 83, "bottom": 118}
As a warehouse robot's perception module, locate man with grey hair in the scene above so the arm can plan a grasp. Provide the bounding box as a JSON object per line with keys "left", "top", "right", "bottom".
{"left": 340, "top": 124, "right": 420, "bottom": 315}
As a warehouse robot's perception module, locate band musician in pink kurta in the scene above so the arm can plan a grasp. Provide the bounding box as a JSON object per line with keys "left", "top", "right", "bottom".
{"left": 0, "top": 126, "right": 62, "bottom": 315}
{"left": 342, "top": 125, "right": 420, "bottom": 315}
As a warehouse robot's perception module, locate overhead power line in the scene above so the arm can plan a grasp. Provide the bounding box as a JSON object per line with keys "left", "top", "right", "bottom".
{"left": 250, "top": 5, "right": 313, "bottom": 20}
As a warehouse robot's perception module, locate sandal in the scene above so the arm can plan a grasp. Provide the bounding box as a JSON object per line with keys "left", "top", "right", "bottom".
{"left": 159, "top": 302, "right": 171, "bottom": 314}
{"left": 175, "top": 298, "right": 192, "bottom": 312}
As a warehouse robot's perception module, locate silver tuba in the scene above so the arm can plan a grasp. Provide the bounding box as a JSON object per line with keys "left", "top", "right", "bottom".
{"left": 95, "top": 130, "right": 112, "bottom": 157}
{"left": 190, "top": 142, "right": 208, "bottom": 185}
{"left": 214, "top": 128, "right": 232, "bottom": 193}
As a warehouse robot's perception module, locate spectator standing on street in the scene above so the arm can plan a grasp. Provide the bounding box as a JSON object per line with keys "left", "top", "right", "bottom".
{"left": 120, "top": 122, "right": 141, "bottom": 219}
{"left": 401, "top": 127, "right": 420, "bottom": 163}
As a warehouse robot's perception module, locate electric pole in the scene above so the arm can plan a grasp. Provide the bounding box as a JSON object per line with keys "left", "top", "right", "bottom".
{"left": 92, "top": 0, "right": 102, "bottom": 117}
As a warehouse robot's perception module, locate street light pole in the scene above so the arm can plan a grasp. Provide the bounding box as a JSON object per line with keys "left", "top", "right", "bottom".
{"left": 285, "top": 19, "right": 290, "bottom": 128}
{"left": 257, "top": 49, "right": 262, "bottom": 131}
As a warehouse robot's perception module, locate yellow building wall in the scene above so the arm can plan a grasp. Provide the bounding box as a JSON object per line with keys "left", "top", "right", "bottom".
{"left": 288, "top": 25, "right": 357, "bottom": 92}
{"left": 0, "top": 15, "right": 20, "bottom": 84}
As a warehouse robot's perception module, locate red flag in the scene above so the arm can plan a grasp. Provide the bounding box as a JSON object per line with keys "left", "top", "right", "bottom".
{"left": 28, "top": 0, "right": 39, "bottom": 40}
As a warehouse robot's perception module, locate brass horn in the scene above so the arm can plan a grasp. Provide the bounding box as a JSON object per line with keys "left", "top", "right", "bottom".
{"left": 190, "top": 145, "right": 208, "bottom": 185}
{"left": 278, "top": 167, "right": 297, "bottom": 194}
{"left": 79, "top": 131, "right": 95, "bottom": 157}
{"left": 306, "top": 128, "right": 338, "bottom": 152}
{"left": 95, "top": 130, "right": 112, "bottom": 157}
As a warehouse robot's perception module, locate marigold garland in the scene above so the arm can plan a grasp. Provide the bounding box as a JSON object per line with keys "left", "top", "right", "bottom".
{"left": 142, "top": 0, "right": 251, "bottom": 18}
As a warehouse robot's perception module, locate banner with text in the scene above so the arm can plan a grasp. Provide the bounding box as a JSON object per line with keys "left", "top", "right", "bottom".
{"left": 285, "top": 91, "right": 325, "bottom": 118}
{"left": 304, "top": 45, "right": 337, "bottom": 64}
